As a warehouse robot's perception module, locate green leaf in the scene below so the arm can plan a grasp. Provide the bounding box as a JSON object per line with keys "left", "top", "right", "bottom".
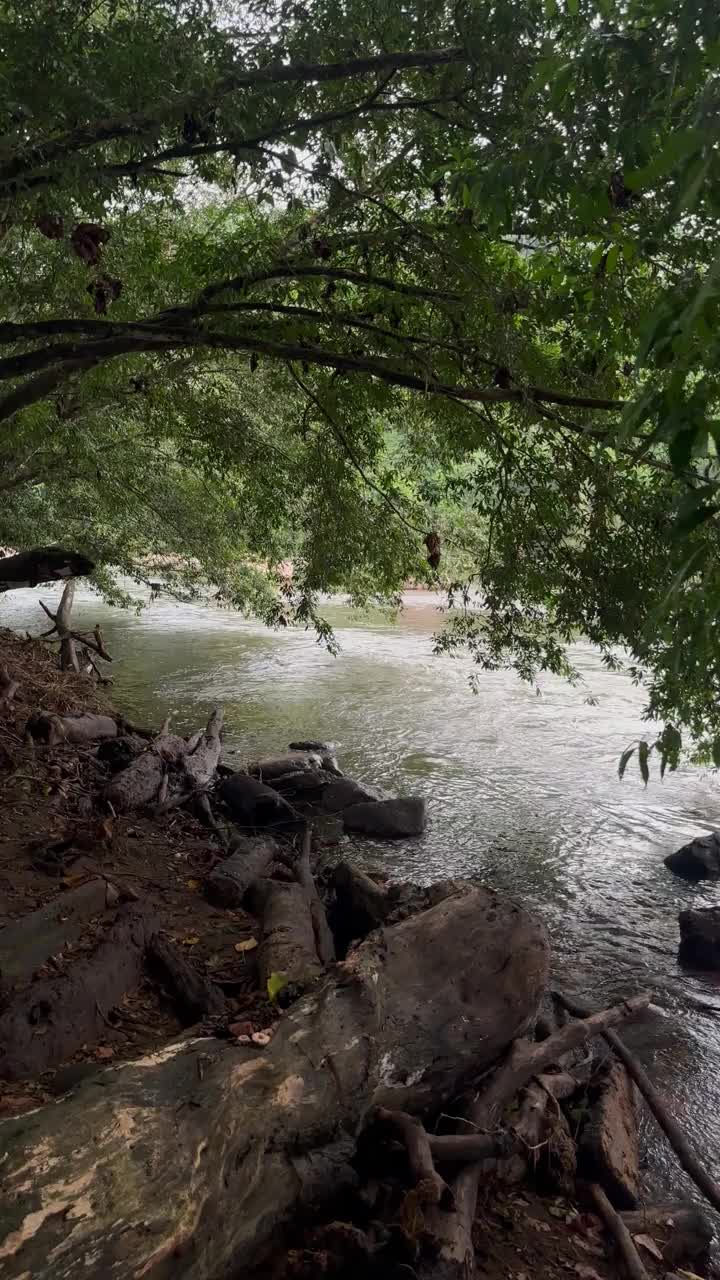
{"left": 712, "top": 739, "right": 720, "bottom": 769}
{"left": 618, "top": 745, "right": 635, "bottom": 780}
{"left": 668, "top": 427, "right": 697, "bottom": 473}
{"left": 604, "top": 244, "right": 620, "bottom": 276}
{"left": 567, "top": 0, "right": 579, "bottom": 14}
{"left": 625, "top": 130, "right": 705, "bottom": 189}
{"left": 543, "top": 0, "right": 558, "bottom": 16}
{"left": 638, "top": 740, "right": 650, "bottom": 786}
{"left": 267, "top": 972, "right": 289, "bottom": 1004}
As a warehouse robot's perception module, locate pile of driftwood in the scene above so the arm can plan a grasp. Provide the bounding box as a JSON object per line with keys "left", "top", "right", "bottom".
{"left": 1, "top": 702, "right": 719, "bottom": 1280}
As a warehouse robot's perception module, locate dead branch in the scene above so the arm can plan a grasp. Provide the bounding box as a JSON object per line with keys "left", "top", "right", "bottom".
{"left": 589, "top": 1182, "right": 649, "bottom": 1280}
{"left": 376, "top": 1107, "right": 455, "bottom": 1209}
{"left": 556, "top": 989, "right": 720, "bottom": 1216}
{"left": 296, "top": 826, "right": 336, "bottom": 965}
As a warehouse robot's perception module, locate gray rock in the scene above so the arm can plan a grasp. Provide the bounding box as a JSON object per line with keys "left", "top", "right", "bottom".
{"left": 342, "top": 797, "right": 427, "bottom": 838}
{"left": 665, "top": 832, "right": 720, "bottom": 880}
{"left": 319, "top": 777, "right": 382, "bottom": 813}
{"left": 218, "top": 773, "right": 296, "bottom": 829}
{"left": 679, "top": 907, "right": 720, "bottom": 970}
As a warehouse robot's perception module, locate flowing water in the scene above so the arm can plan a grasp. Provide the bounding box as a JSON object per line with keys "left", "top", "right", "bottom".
{"left": 3, "top": 584, "right": 720, "bottom": 1196}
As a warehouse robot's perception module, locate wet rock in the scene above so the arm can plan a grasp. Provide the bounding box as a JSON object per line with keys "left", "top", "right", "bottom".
{"left": 218, "top": 773, "right": 296, "bottom": 830}
{"left": 678, "top": 907, "right": 720, "bottom": 970}
{"left": 342, "top": 797, "right": 427, "bottom": 839}
{"left": 665, "top": 832, "right": 720, "bottom": 880}
{"left": 319, "top": 778, "right": 382, "bottom": 813}
{"left": 578, "top": 1060, "right": 639, "bottom": 1208}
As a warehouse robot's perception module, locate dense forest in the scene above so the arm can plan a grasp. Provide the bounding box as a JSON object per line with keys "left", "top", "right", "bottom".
{"left": 1, "top": 0, "right": 719, "bottom": 761}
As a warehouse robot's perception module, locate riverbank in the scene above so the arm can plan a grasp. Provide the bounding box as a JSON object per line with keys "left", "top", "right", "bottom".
{"left": 1, "top": 624, "right": 717, "bottom": 1279}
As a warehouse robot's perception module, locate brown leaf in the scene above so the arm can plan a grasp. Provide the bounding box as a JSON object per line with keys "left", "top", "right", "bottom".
{"left": 181, "top": 934, "right": 200, "bottom": 947}
{"left": 95, "top": 1045, "right": 114, "bottom": 1061}
{"left": 186, "top": 878, "right": 200, "bottom": 891}
{"left": 633, "top": 1234, "right": 663, "bottom": 1262}
{"left": 234, "top": 938, "right": 258, "bottom": 953}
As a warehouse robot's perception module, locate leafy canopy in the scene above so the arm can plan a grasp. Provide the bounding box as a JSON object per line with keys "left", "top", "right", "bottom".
{"left": 1, "top": 0, "right": 720, "bottom": 759}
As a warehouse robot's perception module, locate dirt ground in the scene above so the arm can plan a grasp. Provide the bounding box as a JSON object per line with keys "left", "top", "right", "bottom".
{"left": 0, "top": 626, "right": 713, "bottom": 1280}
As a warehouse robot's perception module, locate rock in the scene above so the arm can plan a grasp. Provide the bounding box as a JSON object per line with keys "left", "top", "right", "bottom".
{"left": 578, "top": 1060, "right": 639, "bottom": 1208}
{"left": 319, "top": 777, "right": 382, "bottom": 813}
{"left": 218, "top": 773, "right": 296, "bottom": 829}
{"left": 665, "top": 832, "right": 720, "bottom": 880}
{"left": 342, "top": 797, "right": 427, "bottom": 838}
{"left": 678, "top": 907, "right": 720, "bottom": 969}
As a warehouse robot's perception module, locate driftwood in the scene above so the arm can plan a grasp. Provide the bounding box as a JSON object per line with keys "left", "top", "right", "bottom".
{"left": 0, "top": 878, "right": 119, "bottom": 988}
{"left": 218, "top": 771, "right": 297, "bottom": 829}
{"left": 297, "top": 827, "right": 335, "bottom": 966}
{"left": 104, "top": 711, "right": 220, "bottom": 812}
{"left": 578, "top": 1059, "right": 640, "bottom": 1207}
{"left": 376, "top": 1107, "right": 455, "bottom": 1209}
{"left": 589, "top": 1182, "right": 649, "bottom": 1280}
{"left": 36, "top": 581, "right": 112, "bottom": 676}
{"left": 203, "top": 836, "right": 279, "bottom": 907}
{"left": 556, "top": 990, "right": 720, "bottom": 1216}
{"left": 0, "top": 906, "right": 156, "bottom": 1080}
{"left": 0, "top": 545, "right": 94, "bottom": 592}
{"left": 26, "top": 710, "right": 118, "bottom": 746}
{"left": 0, "top": 887, "right": 549, "bottom": 1280}
{"left": 422, "top": 994, "right": 650, "bottom": 1280}
{"left": 332, "top": 859, "right": 390, "bottom": 940}
{"left": 249, "top": 877, "right": 325, "bottom": 995}
{"left": 147, "top": 933, "right": 226, "bottom": 1023}
{"left": 620, "top": 1202, "right": 713, "bottom": 1265}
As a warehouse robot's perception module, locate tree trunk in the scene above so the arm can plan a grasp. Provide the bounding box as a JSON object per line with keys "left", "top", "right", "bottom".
{"left": 249, "top": 877, "right": 325, "bottom": 993}
{"left": 0, "top": 886, "right": 548, "bottom": 1279}
{"left": 297, "top": 827, "right": 335, "bottom": 966}
{"left": 146, "top": 934, "right": 226, "bottom": 1023}
{"left": 0, "top": 546, "right": 94, "bottom": 591}
{"left": 26, "top": 711, "right": 119, "bottom": 746}
{"left": 0, "top": 907, "right": 156, "bottom": 1081}
{"left": 203, "top": 837, "right": 280, "bottom": 907}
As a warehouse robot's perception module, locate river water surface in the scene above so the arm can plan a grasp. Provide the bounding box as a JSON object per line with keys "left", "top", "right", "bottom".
{"left": 3, "top": 585, "right": 720, "bottom": 1195}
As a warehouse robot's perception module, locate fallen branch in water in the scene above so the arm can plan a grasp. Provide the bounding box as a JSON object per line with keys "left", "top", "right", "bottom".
{"left": 555, "top": 989, "right": 720, "bottom": 1216}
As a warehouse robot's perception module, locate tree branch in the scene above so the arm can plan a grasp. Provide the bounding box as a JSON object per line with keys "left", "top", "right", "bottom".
{"left": 0, "top": 46, "right": 469, "bottom": 190}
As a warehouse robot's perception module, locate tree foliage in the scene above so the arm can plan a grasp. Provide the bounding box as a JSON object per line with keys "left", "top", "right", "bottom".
{"left": 1, "top": 0, "right": 720, "bottom": 756}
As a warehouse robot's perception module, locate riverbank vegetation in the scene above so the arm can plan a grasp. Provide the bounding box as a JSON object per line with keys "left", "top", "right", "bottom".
{"left": 2, "top": 0, "right": 720, "bottom": 755}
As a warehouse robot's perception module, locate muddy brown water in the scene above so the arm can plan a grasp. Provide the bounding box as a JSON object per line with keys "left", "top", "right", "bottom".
{"left": 3, "top": 585, "right": 720, "bottom": 1200}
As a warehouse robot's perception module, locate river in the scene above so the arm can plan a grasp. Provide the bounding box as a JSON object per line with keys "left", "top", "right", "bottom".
{"left": 3, "top": 584, "right": 720, "bottom": 1196}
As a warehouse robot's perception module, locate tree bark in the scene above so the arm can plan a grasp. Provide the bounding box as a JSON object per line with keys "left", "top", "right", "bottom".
{"left": 0, "top": 546, "right": 94, "bottom": 591}
{"left": 0, "top": 907, "right": 156, "bottom": 1080}
{"left": 297, "top": 827, "right": 336, "bottom": 966}
{"left": 203, "top": 837, "right": 280, "bottom": 907}
{"left": 0, "top": 886, "right": 548, "bottom": 1279}
{"left": 146, "top": 934, "right": 226, "bottom": 1023}
{"left": 104, "top": 730, "right": 190, "bottom": 811}
{"left": 26, "top": 711, "right": 119, "bottom": 746}
{"left": 249, "top": 877, "right": 325, "bottom": 994}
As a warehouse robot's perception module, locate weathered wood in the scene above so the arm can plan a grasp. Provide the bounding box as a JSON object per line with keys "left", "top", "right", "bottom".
{"left": 250, "top": 878, "right": 324, "bottom": 994}
{"left": 0, "top": 546, "right": 94, "bottom": 591}
{"left": 26, "top": 710, "right": 118, "bottom": 746}
{"left": 332, "top": 860, "right": 390, "bottom": 939}
{"left": 422, "top": 994, "right": 650, "bottom": 1280}
{"left": 0, "top": 886, "right": 549, "bottom": 1280}
{"left": 203, "top": 836, "right": 279, "bottom": 907}
{"left": 556, "top": 989, "right": 720, "bottom": 1217}
{"left": 178, "top": 706, "right": 224, "bottom": 791}
{"left": 297, "top": 827, "right": 335, "bottom": 966}
{"left": 219, "top": 771, "right": 297, "bottom": 829}
{"left": 620, "top": 1202, "right": 713, "bottom": 1265}
{"left": 578, "top": 1059, "right": 640, "bottom": 1208}
{"left": 0, "top": 906, "right": 156, "bottom": 1080}
{"left": 589, "top": 1182, "right": 649, "bottom": 1280}
{"left": 147, "top": 933, "right": 226, "bottom": 1023}
{"left": 104, "top": 732, "right": 187, "bottom": 811}
{"left": 0, "top": 878, "right": 119, "bottom": 987}
{"left": 376, "top": 1107, "right": 455, "bottom": 1209}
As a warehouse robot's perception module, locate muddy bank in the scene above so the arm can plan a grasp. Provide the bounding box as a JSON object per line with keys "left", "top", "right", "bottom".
{"left": 0, "top": 626, "right": 717, "bottom": 1280}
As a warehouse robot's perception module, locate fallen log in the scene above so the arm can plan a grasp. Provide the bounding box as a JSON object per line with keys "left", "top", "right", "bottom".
{"left": 297, "top": 827, "right": 335, "bottom": 966}
{"left": 104, "top": 726, "right": 190, "bottom": 811}
{"left": 556, "top": 989, "right": 720, "bottom": 1216}
{"left": 0, "top": 545, "right": 94, "bottom": 591}
{"left": 204, "top": 836, "right": 279, "bottom": 907}
{"left": 26, "top": 710, "right": 119, "bottom": 746}
{"left": 620, "top": 1201, "right": 713, "bottom": 1265}
{"left": 147, "top": 933, "right": 226, "bottom": 1023}
{"left": 589, "top": 1182, "right": 649, "bottom": 1280}
{"left": 422, "top": 993, "right": 650, "bottom": 1279}
{"left": 0, "top": 906, "right": 156, "bottom": 1080}
{"left": 176, "top": 706, "right": 223, "bottom": 792}
{"left": 578, "top": 1059, "right": 640, "bottom": 1207}
{"left": 249, "top": 877, "right": 324, "bottom": 996}
{"left": 218, "top": 771, "right": 297, "bottom": 829}
{"left": 0, "top": 878, "right": 119, "bottom": 988}
{"left": 332, "top": 859, "right": 391, "bottom": 941}
{"left": 0, "top": 885, "right": 548, "bottom": 1279}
